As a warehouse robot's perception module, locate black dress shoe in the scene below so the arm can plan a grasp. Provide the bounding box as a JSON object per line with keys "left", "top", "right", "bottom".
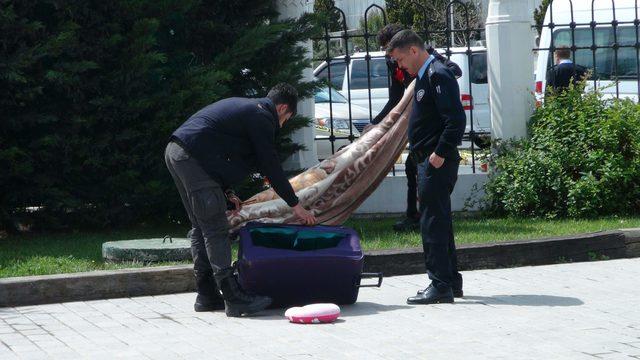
{"left": 418, "top": 286, "right": 463, "bottom": 298}
{"left": 392, "top": 216, "right": 420, "bottom": 232}
{"left": 407, "top": 285, "right": 454, "bottom": 304}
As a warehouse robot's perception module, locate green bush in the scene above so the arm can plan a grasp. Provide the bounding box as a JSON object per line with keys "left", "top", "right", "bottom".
{"left": 484, "top": 85, "right": 640, "bottom": 218}
{"left": 0, "top": 1, "right": 318, "bottom": 231}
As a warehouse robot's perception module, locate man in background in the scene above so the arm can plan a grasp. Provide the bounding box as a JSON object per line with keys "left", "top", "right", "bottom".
{"left": 546, "top": 46, "right": 587, "bottom": 92}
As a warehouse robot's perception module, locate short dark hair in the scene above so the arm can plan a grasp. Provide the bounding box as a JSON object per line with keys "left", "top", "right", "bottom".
{"left": 267, "top": 83, "right": 298, "bottom": 116}
{"left": 386, "top": 29, "right": 425, "bottom": 53}
{"left": 377, "top": 23, "right": 404, "bottom": 49}
{"left": 555, "top": 46, "right": 571, "bottom": 59}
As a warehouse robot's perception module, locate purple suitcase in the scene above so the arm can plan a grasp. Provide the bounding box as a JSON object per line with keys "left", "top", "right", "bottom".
{"left": 237, "top": 222, "right": 383, "bottom": 308}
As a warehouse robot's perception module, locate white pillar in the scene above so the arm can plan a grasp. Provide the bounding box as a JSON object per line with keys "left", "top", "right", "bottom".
{"left": 277, "top": 0, "right": 319, "bottom": 170}
{"left": 486, "top": 0, "right": 536, "bottom": 140}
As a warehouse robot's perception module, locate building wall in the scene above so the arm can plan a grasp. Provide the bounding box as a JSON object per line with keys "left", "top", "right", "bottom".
{"left": 334, "top": 0, "right": 385, "bottom": 30}
{"left": 354, "top": 173, "right": 488, "bottom": 214}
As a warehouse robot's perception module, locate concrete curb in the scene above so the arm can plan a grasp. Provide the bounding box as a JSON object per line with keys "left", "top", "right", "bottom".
{"left": 364, "top": 230, "right": 631, "bottom": 276}
{"left": 1, "top": 229, "right": 638, "bottom": 307}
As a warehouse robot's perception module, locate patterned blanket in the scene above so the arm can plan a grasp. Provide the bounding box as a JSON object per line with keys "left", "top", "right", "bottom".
{"left": 227, "top": 81, "right": 415, "bottom": 230}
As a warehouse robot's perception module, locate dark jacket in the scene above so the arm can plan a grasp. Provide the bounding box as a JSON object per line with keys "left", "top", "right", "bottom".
{"left": 546, "top": 61, "right": 587, "bottom": 91}
{"left": 171, "top": 97, "right": 299, "bottom": 207}
{"left": 409, "top": 59, "right": 466, "bottom": 159}
{"left": 372, "top": 47, "right": 462, "bottom": 124}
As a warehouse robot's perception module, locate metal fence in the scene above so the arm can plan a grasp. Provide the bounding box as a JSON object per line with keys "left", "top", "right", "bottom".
{"left": 311, "top": 1, "right": 490, "bottom": 176}
{"left": 533, "top": 0, "right": 640, "bottom": 101}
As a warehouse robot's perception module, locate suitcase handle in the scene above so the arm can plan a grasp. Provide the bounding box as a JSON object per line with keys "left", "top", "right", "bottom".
{"left": 357, "top": 272, "right": 383, "bottom": 288}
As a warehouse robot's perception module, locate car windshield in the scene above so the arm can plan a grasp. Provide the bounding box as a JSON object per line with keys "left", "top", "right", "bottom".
{"left": 470, "top": 53, "right": 488, "bottom": 84}
{"left": 315, "top": 87, "right": 348, "bottom": 103}
{"left": 330, "top": 118, "right": 351, "bottom": 130}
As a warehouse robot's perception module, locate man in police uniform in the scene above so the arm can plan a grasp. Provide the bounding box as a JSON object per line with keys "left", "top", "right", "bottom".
{"left": 370, "top": 24, "right": 462, "bottom": 233}
{"left": 166, "top": 83, "right": 317, "bottom": 317}
{"left": 387, "top": 30, "right": 466, "bottom": 304}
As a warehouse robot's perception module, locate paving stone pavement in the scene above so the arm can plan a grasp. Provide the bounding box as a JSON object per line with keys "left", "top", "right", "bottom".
{"left": 1, "top": 258, "right": 639, "bottom": 359}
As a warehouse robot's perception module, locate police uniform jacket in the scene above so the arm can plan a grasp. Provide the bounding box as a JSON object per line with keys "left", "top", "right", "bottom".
{"left": 409, "top": 59, "right": 466, "bottom": 160}
{"left": 372, "top": 47, "right": 462, "bottom": 125}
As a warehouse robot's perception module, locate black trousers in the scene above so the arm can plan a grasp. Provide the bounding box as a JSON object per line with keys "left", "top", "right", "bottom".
{"left": 405, "top": 151, "right": 419, "bottom": 219}
{"left": 164, "top": 142, "right": 232, "bottom": 278}
{"left": 417, "top": 155, "right": 462, "bottom": 291}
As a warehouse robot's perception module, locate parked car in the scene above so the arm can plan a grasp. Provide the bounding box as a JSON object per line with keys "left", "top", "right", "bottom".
{"left": 535, "top": 0, "right": 640, "bottom": 102}
{"left": 314, "top": 87, "right": 363, "bottom": 160}
{"left": 313, "top": 48, "right": 491, "bottom": 135}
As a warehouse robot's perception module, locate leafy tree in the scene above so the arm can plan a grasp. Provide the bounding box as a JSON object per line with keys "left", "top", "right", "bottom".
{"left": 314, "top": 0, "right": 343, "bottom": 32}
{"left": 312, "top": 0, "right": 346, "bottom": 66}
{"left": 352, "top": 9, "right": 387, "bottom": 53}
{"left": 386, "top": 0, "right": 484, "bottom": 47}
{"left": 0, "top": 0, "right": 318, "bottom": 231}
{"left": 534, "top": 0, "right": 552, "bottom": 35}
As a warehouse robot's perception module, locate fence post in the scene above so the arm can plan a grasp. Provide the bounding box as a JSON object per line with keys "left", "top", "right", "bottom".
{"left": 486, "top": 0, "right": 536, "bottom": 140}
{"left": 277, "top": 0, "right": 319, "bottom": 170}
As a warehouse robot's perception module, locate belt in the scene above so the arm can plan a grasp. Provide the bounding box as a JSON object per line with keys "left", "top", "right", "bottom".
{"left": 410, "top": 148, "right": 431, "bottom": 164}
{"left": 411, "top": 147, "right": 461, "bottom": 164}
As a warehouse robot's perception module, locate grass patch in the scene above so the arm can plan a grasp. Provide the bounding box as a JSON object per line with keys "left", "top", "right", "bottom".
{"left": 345, "top": 215, "right": 640, "bottom": 250}
{"left": 1, "top": 215, "right": 638, "bottom": 278}
{"left": 0, "top": 223, "right": 191, "bottom": 278}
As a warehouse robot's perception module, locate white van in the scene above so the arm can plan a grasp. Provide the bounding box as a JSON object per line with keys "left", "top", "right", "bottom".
{"left": 313, "top": 48, "right": 491, "bottom": 135}
{"left": 535, "top": 0, "right": 639, "bottom": 101}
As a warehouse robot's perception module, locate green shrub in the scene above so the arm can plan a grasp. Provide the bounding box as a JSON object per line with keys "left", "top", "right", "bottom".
{"left": 484, "top": 85, "right": 640, "bottom": 218}
{"left": 0, "top": 1, "right": 318, "bottom": 231}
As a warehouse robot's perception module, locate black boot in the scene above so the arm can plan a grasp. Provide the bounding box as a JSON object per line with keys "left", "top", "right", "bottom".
{"left": 194, "top": 273, "right": 225, "bottom": 312}
{"left": 214, "top": 267, "right": 272, "bottom": 317}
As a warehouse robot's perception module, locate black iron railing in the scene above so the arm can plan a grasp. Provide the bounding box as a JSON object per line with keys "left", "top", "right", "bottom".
{"left": 312, "top": 1, "right": 490, "bottom": 175}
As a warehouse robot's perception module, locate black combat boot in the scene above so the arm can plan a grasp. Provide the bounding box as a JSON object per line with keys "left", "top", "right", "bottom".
{"left": 214, "top": 267, "right": 272, "bottom": 317}
{"left": 194, "top": 272, "right": 225, "bottom": 312}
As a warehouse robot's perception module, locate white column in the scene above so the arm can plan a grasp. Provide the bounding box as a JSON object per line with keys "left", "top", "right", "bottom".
{"left": 486, "top": 0, "right": 536, "bottom": 140}
{"left": 277, "top": 0, "right": 319, "bottom": 171}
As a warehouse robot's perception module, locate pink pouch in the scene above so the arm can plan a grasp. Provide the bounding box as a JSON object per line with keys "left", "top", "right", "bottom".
{"left": 285, "top": 303, "right": 340, "bottom": 324}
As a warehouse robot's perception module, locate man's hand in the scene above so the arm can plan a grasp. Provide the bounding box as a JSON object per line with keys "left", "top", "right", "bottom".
{"left": 429, "top": 152, "right": 445, "bottom": 169}
{"left": 362, "top": 124, "right": 375, "bottom": 134}
{"left": 292, "top": 204, "right": 317, "bottom": 225}
{"left": 225, "top": 192, "right": 242, "bottom": 215}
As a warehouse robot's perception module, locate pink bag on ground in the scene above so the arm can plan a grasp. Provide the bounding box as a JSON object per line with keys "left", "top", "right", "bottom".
{"left": 285, "top": 303, "right": 340, "bottom": 324}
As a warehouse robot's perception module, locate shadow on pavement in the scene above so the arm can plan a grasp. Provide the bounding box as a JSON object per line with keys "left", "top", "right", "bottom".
{"left": 458, "top": 295, "right": 584, "bottom": 307}
{"left": 245, "top": 301, "right": 411, "bottom": 321}
{"left": 339, "top": 302, "right": 412, "bottom": 317}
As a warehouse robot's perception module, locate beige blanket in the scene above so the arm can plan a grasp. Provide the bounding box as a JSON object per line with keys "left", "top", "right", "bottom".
{"left": 227, "top": 81, "right": 415, "bottom": 230}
